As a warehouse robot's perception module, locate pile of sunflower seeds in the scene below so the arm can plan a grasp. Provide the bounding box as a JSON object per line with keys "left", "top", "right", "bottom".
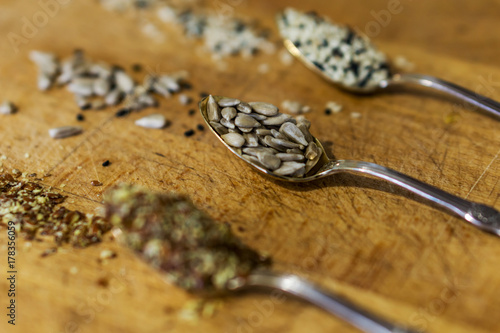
{"left": 104, "top": 184, "right": 268, "bottom": 293}
{"left": 277, "top": 8, "right": 391, "bottom": 90}
{"left": 206, "top": 95, "right": 323, "bottom": 177}
{"left": 29, "top": 49, "right": 189, "bottom": 113}
{"left": 0, "top": 173, "right": 111, "bottom": 247}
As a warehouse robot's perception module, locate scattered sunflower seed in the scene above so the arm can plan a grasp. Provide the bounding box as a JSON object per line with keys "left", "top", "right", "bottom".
{"left": 135, "top": 114, "right": 168, "bottom": 129}
{"left": 325, "top": 101, "right": 343, "bottom": 113}
{"left": 0, "top": 101, "right": 17, "bottom": 115}
{"left": 49, "top": 126, "right": 83, "bottom": 139}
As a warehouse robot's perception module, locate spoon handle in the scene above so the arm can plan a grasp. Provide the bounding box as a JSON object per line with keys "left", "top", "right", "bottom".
{"left": 387, "top": 73, "right": 500, "bottom": 118}
{"left": 240, "top": 271, "right": 418, "bottom": 333}
{"left": 326, "top": 160, "right": 500, "bottom": 236}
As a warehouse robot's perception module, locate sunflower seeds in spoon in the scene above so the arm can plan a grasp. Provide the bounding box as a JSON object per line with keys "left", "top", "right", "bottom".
{"left": 204, "top": 95, "right": 323, "bottom": 177}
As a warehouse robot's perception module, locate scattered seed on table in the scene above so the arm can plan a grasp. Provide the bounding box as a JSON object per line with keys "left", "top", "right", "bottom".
{"left": 325, "top": 108, "right": 332, "bottom": 115}
{"left": 197, "top": 124, "right": 204, "bottom": 131}
{"left": 188, "top": 109, "right": 196, "bottom": 116}
{"left": 102, "top": 160, "right": 111, "bottom": 167}
{"left": 131, "top": 63, "right": 143, "bottom": 72}
{"left": 91, "top": 180, "right": 103, "bottom": 186}
{"left": 351, "top": 112, "right": 362, "bottom": 119}
{"left": 199, "top": 92, "right": 209, "bottom": 98}
{"left": 184, "top": 129, "right": 195, "bottom": 137}
{"left": 0, "top": 101, "right": 17, "bottom": 115}
{"left": 49, "top": 126, "right": 83, "bottom": 139}
{"left": 115, "top": 108, "right": 131, "bottom": 117}
{"left": 325, "top": 101, "right": 343, "bottom": 113}
{"left": 135, "top": 114, "right": 168, "bottom": 129}
{"left": 178, "top": 94, "right": 192, "bottom": 105}
{"left": 76, "top": 114, "right": 85, "bottom": 121}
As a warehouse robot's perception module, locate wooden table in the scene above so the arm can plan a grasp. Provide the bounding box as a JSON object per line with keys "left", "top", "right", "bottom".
{"left": 1, "top": 1, "right": 499, "bottom": 332}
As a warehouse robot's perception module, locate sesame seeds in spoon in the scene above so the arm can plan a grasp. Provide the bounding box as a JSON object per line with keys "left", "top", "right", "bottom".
{"left": 199, "top": 95, "right": 500, "bottom": 236}
{"left": 277, "top": 8, "right": 500, "bottom": 118}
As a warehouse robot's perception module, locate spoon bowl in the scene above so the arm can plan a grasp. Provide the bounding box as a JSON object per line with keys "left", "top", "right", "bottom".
{"left": 277, "top": 9, "right": 500, "bottom": 118}
{"left": 200, "top": 95, "right": 500, "bottom": 236}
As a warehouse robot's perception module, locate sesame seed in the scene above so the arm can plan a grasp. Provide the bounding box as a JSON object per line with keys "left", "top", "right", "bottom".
{"left": 188, "top": 109, "right": 196, "bottom": 116}
{"left": 325, "top": 108, "right": 332, "bottom": 115}
{"left": 184, "top": 129, "right": 195, "bottom": 137}
{"left": 115, "top": 108, "right": 131, "bottom": 117}
{"left": 102, "top": 160, "right": 111, "bottom": 167}
{"left": 76, "top": 114, "right": 85, "bottom": 121}
{"left": 131, "top": 63, "right": 143, "bottom": 72}
{"left": 197, "top": 124, "right": 204, "bottom": 131}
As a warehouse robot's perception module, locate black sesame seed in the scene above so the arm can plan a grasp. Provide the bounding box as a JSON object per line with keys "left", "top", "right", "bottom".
{"left": 321, "top": 39, "right": 329, "bottom": 47}
{"left": 131, "top": 63, "right": 143, "bottom": 72}
{"left": 188, "top": 109, "right": 196, "bottom": 116}
{"left": 332, "top": 48, "right": 343, "bottom": 57}
{"left": 358, "top": 70, "right": 373, "bottom": 88}
{"left": 354, "top": 48, "right": 367, "bottom": 55}
{"left": 80, "top": 103, "right": 91, "bottom": 111}
{"left": 343, "top": 30, "right": 355, "bottom": 45}
{"left": 199, "top": 92, "right": 209, "bottom": 98}
{"left": 293, "top": 40, "right": 302, "bottom": 48}
{"left": 76, "top": 114, "right": 85, "bottom": 121}
{"left": 115, "top": 108, "right": 131, "bottom": 117}
{"left": 348, "top": 61, "right": 360, "bottom": 76}
{"left": 184, "top": 129, "right": 195, "bottom": 137}
{"left": 180, "top": 82, "right": 192, "bottom": 90}
{"left": 102, "top": 160, "right": 110, "bottom": 167}
{"left": 196, "top": 124, "right": 204, "bottom": 131}
{"left": 312, "top": 61, "right": 325, "bottom": 71}
{"left": 325, "top": 108, "right": 332, "bottom": 115}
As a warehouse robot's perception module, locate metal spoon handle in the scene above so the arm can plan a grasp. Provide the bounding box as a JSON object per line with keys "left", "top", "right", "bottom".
{"left": 241, "top": 271, "right": 418, "bottom": 333}
{"left": 387, "top": 73, "right": 500, "bottom": 118}
{"left": 326, "top": 160, "right": 500, "bottom": 235}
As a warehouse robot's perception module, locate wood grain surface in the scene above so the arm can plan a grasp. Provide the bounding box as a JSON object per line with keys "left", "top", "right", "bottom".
{"left": 1, "top": 1, "right": 500, "bottom": 332}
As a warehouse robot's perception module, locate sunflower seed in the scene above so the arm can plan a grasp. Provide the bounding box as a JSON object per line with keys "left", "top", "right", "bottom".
{"left": 270, "top": 129, "right": 287, "bottom": 140}
{"left": 49, "top": 126, "right": 83, "bottom": 139}
{"left": 305, "top": 142, "right": 321, "bottom": 160}
{"left": 273, "top": 162, "right": 306, "bottom": 176}
{"left": 91, "top": 99, "right": 106, "bottom": 110}
{"left": 262, "top": 136, "right": 287, "bottom": 152}
{"left": 178, "top": 94, "right": 192, "bottom": 105}
{"left": 0, "top": 101, "right": 17, "bottom": 115}
{"left": 210, "top": 122, "right": 229, "bottom": 135}
{"left": 75, "top": 95, "right": 91, "bottom": 110}
{"left": 296, "top": 116, "right": 311, "bottom": 129}
{"left": 218, "top": 98, "right": 240, "bottom": 107}
{"left": 297, "top": 123, "right": 314, "bottom": 143}
{"left": 242, "top": 154, "right": 267, "bottom": 169}
{"left": 228, "top": 128, "right": 242, "bottom": 134}
{"left": 135, "top": 114, "right": 167, "bottom": 129}
{"left": 221, "top": 133, "right": 245, "bottom": 148}
{"left": 235, "top": 114, "right": 261, "bottom": 128}
{"left": 115, "top": 70, "right": 135, "bottom": 93}
{"left": 257, "top": 152, "right": 281, "bottom": 170}
{"left": 286, "top": 148, "right": 303, "bottom": 154}
{"left": 137, "top": 93, "right": 158, "bottom": 107}
{"left": 221, "top": 107, "right": 237, "bottom": 120}
{"left": 242, "top": 147, "right": 278, "bottom": 156}
{"left": 207, "top": 95, "right": 221, "bottom": 122}
{"left": 67, "top": 78, "right": 94, "bottom": 96}
{"left": 276, "top": 153, "right": 305, "bottom": 162}
{"left": 93, "top": 78, "right": 111, "bottom": 96}
{"left": 247, "top": 113, "right": 267, "bottom": 121}
{"left": 248, "top": 102, "right": 278, "bottom": 116}
{"left": 105, "top": 89, "right": 123, "bottom": 106}
{"left": 37, "top": 74, "right": 53, "bottom": 91}
{"left": 152, "top": 80, "right": 171, "bottom": 97}
{"left": 236, "top": 102, "right": 252, "bottom": 114}
{"left": 260, "top": 113, "right": 293, "bottom": 126}
{"left": 279, "top": 122, "right": 309, "bottom": 146}
{"left": 239, "top": 127, "right": 254, "bottom": 133}
{"left": 255, "top": 128, "right": 272, "bottom": 136}
{"left": 158, "top": 75, "right": 180, "bottom": 92}
{"left": 220, "top": 118, "right": 236, "bottom": 129}
{"left": 270, "top": 136, "right": 303, "bottom": 149}
{"left": 243, "top": 133, "right": 259, "bottom": 147}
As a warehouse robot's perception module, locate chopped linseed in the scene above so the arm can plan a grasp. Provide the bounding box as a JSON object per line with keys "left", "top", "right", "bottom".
{"left": 0, "top": 173, "right": 111, "bottom": 247}
{"left": 102, "top": 160, "right": 111, "bottom": 167}
{"left": 91, "top": 180, "right": 103, "bottom": 186}
{"left": 104, "top": 184, "right": 269, "bottom": 293}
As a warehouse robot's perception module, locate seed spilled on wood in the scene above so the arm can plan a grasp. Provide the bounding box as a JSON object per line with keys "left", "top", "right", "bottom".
{"left": 49, "top": 126, "right": 83, "bottom": 139}
{"left": 135, "top": 114, "right": 168, "bottom": 129}
{"left": 0, "top": 101, "right": 17, "bottom": 115}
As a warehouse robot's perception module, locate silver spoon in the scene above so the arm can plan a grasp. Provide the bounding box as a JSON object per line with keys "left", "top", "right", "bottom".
{"left": 276, "top": 9, "right": 500, "bottom": 118}
{"left": 199, "top": 96, "right": 500, "bottom": 236}
{"left": 110, "top": 229, "right": 417, "bottom": 333}
{"left": 228, "top": 270, "right": 419, "bottom": 333}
